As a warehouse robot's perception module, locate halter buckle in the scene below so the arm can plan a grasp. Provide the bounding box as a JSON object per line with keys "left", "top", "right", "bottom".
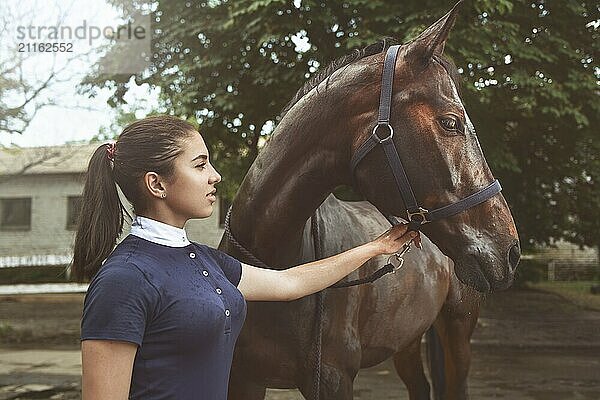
{"left": 407, "top": 207, "right": 430, "bottom": 224}
{"left": 372, "top": 123, "right": 394, "bottom": 143}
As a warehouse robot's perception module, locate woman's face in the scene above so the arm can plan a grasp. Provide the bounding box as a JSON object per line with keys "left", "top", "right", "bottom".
{"left": 164, "top": 132, "right": 222, "bottom": 220}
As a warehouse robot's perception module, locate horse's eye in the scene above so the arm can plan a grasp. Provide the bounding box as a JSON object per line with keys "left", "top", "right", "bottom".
{"left": 439, "top": 115, "right": 464, "bottom": 134}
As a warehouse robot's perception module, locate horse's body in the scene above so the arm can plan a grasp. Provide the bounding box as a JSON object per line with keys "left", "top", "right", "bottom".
{"left": 220, "top": 3, "right": 518, "bottom": 399}
{"left": 222, "top": 194, "right": 453, "bottom": 398}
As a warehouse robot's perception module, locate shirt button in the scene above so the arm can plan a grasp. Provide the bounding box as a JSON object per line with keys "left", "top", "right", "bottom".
{"left": 215, "top": 288, "right": 222, "bottom": 295}
{"left": 202, "top": 270, "right": 209, "bottom": 277}
{"left": 189, "top": 252, "right": 196, "bottom": 259}
{"left": 225, "top": 309, "right": 230, "bottom": 316}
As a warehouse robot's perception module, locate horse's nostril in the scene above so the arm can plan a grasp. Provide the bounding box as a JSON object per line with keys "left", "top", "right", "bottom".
{"left": 508, "top": 243, "right": 521, "bottom": 272}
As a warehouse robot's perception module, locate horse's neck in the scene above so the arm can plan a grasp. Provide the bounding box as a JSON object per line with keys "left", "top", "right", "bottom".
{"left": 230, "top": 115, "right": 348, "bottom": 269}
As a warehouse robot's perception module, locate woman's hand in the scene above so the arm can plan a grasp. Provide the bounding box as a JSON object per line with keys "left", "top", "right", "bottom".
{"left": 371, "top": 224, "right": 420, "bottom": 255}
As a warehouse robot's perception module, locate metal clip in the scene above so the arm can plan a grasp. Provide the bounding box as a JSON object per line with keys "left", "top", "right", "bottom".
{"left": 397, "top": 241, "right": 412, "bottom": 258}
{"left": 388, "top": 254, "right": 404, "bottom": 272}
{"left": 388, "top": 240, "right": 412, "bottom": 273}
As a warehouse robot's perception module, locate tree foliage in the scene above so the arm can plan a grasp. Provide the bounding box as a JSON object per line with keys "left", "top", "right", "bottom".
{"left": 82, "top": 0, "right": 599, "bottom": 249}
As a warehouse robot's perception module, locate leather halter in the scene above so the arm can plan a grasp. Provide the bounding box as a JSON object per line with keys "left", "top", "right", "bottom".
{"left": 350, "top": 44, "right": 502, "bottom": 231}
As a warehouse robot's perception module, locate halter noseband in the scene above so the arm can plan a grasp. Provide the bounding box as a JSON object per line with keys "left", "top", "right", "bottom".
{"left": 350, "top": 44, "right": 502, "bottom": 231}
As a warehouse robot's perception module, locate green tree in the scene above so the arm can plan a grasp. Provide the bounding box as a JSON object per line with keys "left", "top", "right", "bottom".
{"left": 82, "top": 0, "right": 599, "bottom": 249}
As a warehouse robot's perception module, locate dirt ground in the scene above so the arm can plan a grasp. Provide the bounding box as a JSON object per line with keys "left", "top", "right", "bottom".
{"left": 1, "top": 288, "right": 599, "bottom": 399}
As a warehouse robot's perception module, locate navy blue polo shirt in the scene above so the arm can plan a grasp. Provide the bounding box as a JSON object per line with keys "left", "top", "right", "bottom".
{"left": 81, "top": 234, "right": 247, "bottom": 399}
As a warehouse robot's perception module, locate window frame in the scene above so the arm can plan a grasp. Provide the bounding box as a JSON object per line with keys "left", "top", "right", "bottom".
{"left": 0, "top": 197, "right": 32, "bottom": 231}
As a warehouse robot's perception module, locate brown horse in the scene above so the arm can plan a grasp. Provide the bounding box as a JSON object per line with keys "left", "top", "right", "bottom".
{"left": 219, "top": 3, "right": 520, "bottom": 399}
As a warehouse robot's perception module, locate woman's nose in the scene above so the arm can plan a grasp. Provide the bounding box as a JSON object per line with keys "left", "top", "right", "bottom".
{"left": 210, "top": 166, "right": 222, "bottom": 184}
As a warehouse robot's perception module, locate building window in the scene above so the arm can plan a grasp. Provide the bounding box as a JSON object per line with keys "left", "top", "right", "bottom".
{"left": 0, "top": 198, "right": 32, "bottom": 231}
{"left": 219, "top": 196, "right": 231, "bottom": 227}
{"left": 66, "top": 196, "right": 83, "bottom": 230}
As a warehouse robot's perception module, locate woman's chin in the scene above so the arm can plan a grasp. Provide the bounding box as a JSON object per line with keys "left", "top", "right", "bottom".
{"left": 201, "top": 205, "right": 214, "bottom": 217}
{"left": 188, "top": 208, "right": 212, "bottom": 220}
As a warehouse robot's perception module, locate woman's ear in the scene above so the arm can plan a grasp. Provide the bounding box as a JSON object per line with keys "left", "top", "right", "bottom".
{"left": 143, "top": 171, "right": 167, "bottom": 199}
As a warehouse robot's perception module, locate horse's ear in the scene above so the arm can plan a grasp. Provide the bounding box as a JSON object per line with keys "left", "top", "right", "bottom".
{"left": 405, "top": 1, "right": 463, "bottom": 66}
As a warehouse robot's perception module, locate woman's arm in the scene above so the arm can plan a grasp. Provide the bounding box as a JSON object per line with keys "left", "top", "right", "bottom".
{"left": 237, "top": 223, "right": 417, "bottom": 301}
{"left": 81, "top": 340, "right": 137, "bottom": 400}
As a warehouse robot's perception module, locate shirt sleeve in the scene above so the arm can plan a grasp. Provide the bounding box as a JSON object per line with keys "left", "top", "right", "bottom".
{"left": 202, "top": 246, "right": 243, "bottom": 287}
{"left": 81, "top": 263, "right": 159, "bottom": 346}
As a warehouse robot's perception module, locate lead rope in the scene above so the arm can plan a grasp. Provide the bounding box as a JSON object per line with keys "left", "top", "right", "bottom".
{"left": 310, "top": 212, "right": 324, "bottom": 400}
{"left": 225, "top": 205, "right": 323, "bottom": 399}
{"left": 223, "top": 206, "right": 270, "bottom": 269}
{"left": 226, "top": 205, "right": 324, "bottom": 398}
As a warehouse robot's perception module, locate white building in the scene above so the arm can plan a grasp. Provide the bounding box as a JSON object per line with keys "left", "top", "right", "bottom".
{"left": 0, "top": 144, "right": 227, "bottom": 271}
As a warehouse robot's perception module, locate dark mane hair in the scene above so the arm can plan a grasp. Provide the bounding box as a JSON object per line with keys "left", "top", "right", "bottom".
{"left": 279, "top": 37, "right": 463, "bottom": 118}
{"left": 280, "top": 38, "right": 399, "bottom": 117}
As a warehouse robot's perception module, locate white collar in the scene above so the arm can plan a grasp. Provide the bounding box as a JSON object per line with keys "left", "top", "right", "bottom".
{"left": 130, "top": 215, "right": 191, "bottom": 247}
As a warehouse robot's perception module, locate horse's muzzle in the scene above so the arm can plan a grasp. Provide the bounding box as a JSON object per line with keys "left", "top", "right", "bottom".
{"left": 455, "top": 242, "right": 519, "bottom": 293}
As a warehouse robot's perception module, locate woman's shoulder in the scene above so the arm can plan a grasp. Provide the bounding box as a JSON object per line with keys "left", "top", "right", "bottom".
{"left": 91, "top": 259, "right": 152, "bottom": 290}
{"left": 192, "top": 242, "right": 236, "bottom": 263}
{"left": 91, "top": 236, "right": 161, "bottom": 292}
{"left": 191, "top": 242, "right": 243, "bottom": 286}
{"left": 106, "top": 235, "right": 167, "bottom": 267}
{"left": 82, "top": 258, "right": 161, "bottom": 346}
{"left": 191, "top": 241, "right": 228, "bottom": 256}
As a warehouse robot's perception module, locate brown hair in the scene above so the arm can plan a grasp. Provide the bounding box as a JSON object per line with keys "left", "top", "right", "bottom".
{"left": 71, "top": 115, "right": 197, "bottom": 281}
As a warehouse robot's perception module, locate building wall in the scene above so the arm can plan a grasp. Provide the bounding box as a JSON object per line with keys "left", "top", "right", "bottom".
{"left": 0, "top": 173, "right": 84, "bottom": 258}
{"left": 0, "top": 172, "right": 225, "bottom": 264}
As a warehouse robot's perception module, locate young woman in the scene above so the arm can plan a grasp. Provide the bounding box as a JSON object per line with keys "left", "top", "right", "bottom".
{"left": 73, "top": 115, "right": 417, "bottom": 399}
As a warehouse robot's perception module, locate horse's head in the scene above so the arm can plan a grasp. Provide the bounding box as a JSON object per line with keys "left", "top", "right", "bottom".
{"left": 349, "top": 2, "right": 520, "bottom": 293}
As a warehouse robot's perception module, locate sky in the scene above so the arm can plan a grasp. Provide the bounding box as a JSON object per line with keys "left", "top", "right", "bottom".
{"left": 0, "top": 0, "right": 159, "bottom": 148}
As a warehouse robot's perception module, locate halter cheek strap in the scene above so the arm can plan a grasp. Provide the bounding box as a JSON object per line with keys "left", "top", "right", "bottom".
{"left": 351, "top": 44, "right": 502, "bottom": 231}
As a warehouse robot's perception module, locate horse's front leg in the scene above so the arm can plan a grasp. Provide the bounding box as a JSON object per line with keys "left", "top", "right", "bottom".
{"left": 435, "top": 280, "right": 482, "bottom": 400}
{"left": 393, "top": 337, "right": 431, "bottom": 400}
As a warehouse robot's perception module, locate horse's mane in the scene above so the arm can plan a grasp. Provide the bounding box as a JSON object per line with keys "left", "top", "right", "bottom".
{"left": 278, "top": 37, "right": 463, "bottom": 119}
{"left": 279, "top": 38, "right": 399, "bottom": 118}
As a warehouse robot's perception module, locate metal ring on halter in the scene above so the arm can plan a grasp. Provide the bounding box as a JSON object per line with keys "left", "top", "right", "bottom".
{"left": 407, "top": 207, "right": 430, "bottom": 224}
{"left": 372, "top": 123, "right": 394, "bottom": 143}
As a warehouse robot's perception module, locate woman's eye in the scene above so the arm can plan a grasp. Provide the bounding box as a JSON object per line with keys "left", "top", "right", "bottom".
{"left": 196, "top": 164, "right": 206, "bottom": 169}
{"left": 439, "top": 116, "right": 464, "bottom": 134}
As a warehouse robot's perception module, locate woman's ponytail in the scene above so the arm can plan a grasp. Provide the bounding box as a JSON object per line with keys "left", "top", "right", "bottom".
{"left": 71, "top": 144, "right": 129, "bottom": 281}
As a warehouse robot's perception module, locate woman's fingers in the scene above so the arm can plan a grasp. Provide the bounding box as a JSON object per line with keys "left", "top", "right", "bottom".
{"left": 413, "top": 233, "right": 422, "bottom": 249}
{"left": 374, "top": 224, "right": 416, "bottom": 255}
{"left": 388, "top": 223, "right": 409, "bottom": 239}
{"left": 390, "top": 224, "right": 422, "bottom": 250}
